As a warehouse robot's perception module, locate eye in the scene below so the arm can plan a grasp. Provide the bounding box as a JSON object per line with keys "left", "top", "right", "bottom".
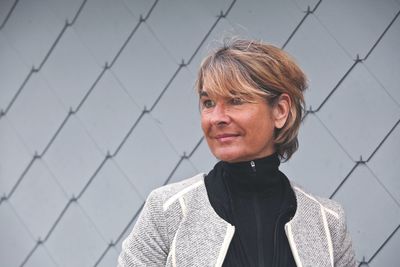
{"left": 229, "top": 97, "right": 244, "bottom": 105}
{"left": 202, "top": 99, "right": 215, "bottom": 109}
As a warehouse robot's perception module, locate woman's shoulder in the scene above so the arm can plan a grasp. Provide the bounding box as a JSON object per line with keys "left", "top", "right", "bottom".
{"left": 290, "top": 182, "right": 345, "bottom": 220}
{"left": 147, "top": 173, "right": 206, "bottom": 204}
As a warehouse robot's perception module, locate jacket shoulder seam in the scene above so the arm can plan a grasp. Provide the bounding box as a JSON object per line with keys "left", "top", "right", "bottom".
{"left": 293, "top": 186, "right": 339, "bottom": 219}
{"left": 162, "top": 176, "right": 205, "bottom": 211}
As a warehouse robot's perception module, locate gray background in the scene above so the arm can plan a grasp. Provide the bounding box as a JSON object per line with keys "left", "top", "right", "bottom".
{"left": 1, "top": 0, "right": 400, "bottom": 266}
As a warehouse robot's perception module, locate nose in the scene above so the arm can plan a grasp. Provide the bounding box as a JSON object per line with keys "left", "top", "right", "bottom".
{"left": 210, "top": 102, "right": 231, "bottom": 126}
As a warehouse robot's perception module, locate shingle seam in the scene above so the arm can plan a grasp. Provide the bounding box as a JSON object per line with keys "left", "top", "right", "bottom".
{"left": 366, "top": 224, "right": 400, "bottom": 264}
{"left": 92, "top": 202, "right": 145, "bottom": 267}
{"left": 19, "top": 242, "right": 40, "bottom": 267}
{"left": 149, "top": 0, "right": 236, "bottom": 112}
{"left": 363, "top": 9, "right": 400, "bottom": 61}
{"left": 303, "top": 9, "right": 399, "bottom": 117}
{"left": 16, "top": 109, "right": 147, "bottom": 265}
{"left": 112, "top": 109, "right": 148, "bottom": 157}
{"left": 224, "top": 0, "right": 237, "bottom": 18}
{"left": 363, "top": 64, "right": 400, "bottom": 108}
{"left": 18, "top": 199, "right": 76, "bottom": 266}
{"left": 0, "top": 111, "right": 72, "bottom": 204}
{"left": 2, "top": 0, "right": 159, "bottom": 204}
{"left": 92, "top": 241, "right": 116, "bottom": 267}
{"left": 144, "top": 0, "right": 160, "bottom": 21}
{"left": 313, "top": 113, "right": 354, "bottom": 161}
{"left": 366, "top": 164, "right": 400, "bottom": 208}
{"left": 311, "top": 0, "right": 323, "bottom": 13}
{"left": 0, "top": 155, "right": 36, "bottom": 205}
{"left": 330, "top": 119, "right": 400, "bottom": 199}
{"left": 187, "top": 12, "right": 225, "bottom": 66}
{"left": 367, "top": 118, "right": 400, "bottom": 162}
{"left": 0, "top": 0, "right": 88, "bottom": 119}
{"left": 311, "top": 55, "right": 362, "bottom": 113}
{"left": 109, "top": 17, "right": 145, "bottom": 68}
{"left": 282, "top": 5, "right": 314, "bottom": 49}
{"left": 0, "top": 0, "right": 19, "bottom": 30}
{"left": 149, "top": 66, "right": 184, "bottom": 112}
{"left": 281, "top": 0, "right": 322, "bottom": 49}
{"left": 0, "top": 5, "right": 157, "bottom": 207}
{"left": 186, "top": 0, "right": 237, "bottom": 66}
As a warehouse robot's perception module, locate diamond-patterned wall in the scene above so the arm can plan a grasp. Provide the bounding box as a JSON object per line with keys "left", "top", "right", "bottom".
{"left": 1, "top": 0, "right": 399, "bottom": 266}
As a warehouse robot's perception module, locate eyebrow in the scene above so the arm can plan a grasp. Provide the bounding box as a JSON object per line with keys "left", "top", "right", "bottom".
{"left": 199, "top": 90, "right": 208, "bottom": 97}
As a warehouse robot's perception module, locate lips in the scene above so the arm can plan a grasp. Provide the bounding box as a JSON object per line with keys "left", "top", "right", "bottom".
{"left": 214, "top": 133, "right": 240, "bottom": 142}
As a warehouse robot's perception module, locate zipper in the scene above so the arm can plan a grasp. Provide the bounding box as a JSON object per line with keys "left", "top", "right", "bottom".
{"left": 250, "top": 160, "right": 256, "bottom": 172}
{"left": 253, "top": 195, "right": 264, "bottom": 267}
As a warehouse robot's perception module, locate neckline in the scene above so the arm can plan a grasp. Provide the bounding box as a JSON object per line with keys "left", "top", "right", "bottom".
{"left": 221, "top": 153, "right": 281, "bottom": 194}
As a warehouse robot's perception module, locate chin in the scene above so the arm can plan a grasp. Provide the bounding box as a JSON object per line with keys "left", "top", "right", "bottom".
{"left": 213, "top": 149, "right": 246, "bottom": 163}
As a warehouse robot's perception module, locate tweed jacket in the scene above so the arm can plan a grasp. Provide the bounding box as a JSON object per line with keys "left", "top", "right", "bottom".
{"left": 118, "top": 174, "right": 356, "bottom": 267}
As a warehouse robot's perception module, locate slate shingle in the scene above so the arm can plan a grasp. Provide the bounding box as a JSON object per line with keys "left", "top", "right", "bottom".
{"left": 0, "top": 117, "right": 32, "bottom": 197}
{"left": 168, "top": 158, "right": 198, "bottom": 184}
{"left": 0, "top": 32, "right": 30, "bottom": 111}
{"left": 227, "top": 0, "right": 303, "bottom": 47}
{"left": 0, "top": 202, "right": 36, "bottom": 267}
{"left": 24, "top": 244, "right": 58, "bottom": 267}
{"left": 150, "top": 67, "right": 202, "bottom": 155}
{"left": 113, "top": 114, "right": 180, "bottom": 198}
{"left": 45, "top": 202, "right": 106, "bottom": 267}
{"left": 10, "top": 159, "right": 68, "bottom": 240}
{"left": 77, "top": 71, "right": 142, "bottom": 154}
{"left": 315, "top": 0, "right": 400, "bottom": 58}
{"left": 284, "top": 14, "right": 353, "bottom": 110}
{"left": 369, "top": 227, "right": 400, "bottom": 267}
{"left": 111, "top": 23, "right": 177, "bottom": 109}
{"left": 364, "top": 16, "right": 400, "bottom": 105}
{"left": 189, "top": 138, "right": 218, "bottom": 174}
{"left": 40, "top": 28, "right": 101, "bottom": 110}
{"left": 79, "top": 159, "right": 143, "bottom": 241}
{"left": 146, "top": 0, "right": 223, "bottom": 63}
{"left": 317, "top": 63, "right": 400, "bottom": 161}
{"left": 368, "top": 123, "right": 400, "bottom": 204}
{"left": 1, "top": 0, "right": 65, "bottom": 66}
{"left": 281, "top": 113, "right": 354, "bottom": 198}
{"left": 334, "top": 164, "right": 400, "bottom": 261}
{"left": 6, "top": 73, "right": 67, "bottom": 154}
{"left": 42, "top": 115, "right": 105, "bottom": 197}
{"left": 73, "top": 0, "right": 138, "bottom": 65}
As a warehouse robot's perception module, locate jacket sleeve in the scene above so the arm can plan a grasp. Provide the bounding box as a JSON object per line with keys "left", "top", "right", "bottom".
{"left": 333, "top": 205, "right": 357, "bottom": 267}
{"left": 118, "top": 190, "right": 169, "bottom": 267}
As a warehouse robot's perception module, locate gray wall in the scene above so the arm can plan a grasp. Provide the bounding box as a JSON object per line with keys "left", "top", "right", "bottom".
{"left": 1, "top": 0, "right": 399, "bottom": 266}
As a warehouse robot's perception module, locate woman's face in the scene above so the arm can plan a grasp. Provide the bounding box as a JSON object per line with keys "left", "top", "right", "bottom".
{"left": 200, "top": 91, "right": 283, "bottom": 163}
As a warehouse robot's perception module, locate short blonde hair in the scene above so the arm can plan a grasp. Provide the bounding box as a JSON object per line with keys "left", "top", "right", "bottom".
{"left": 196, "top": 39, "right": 307, "bottom": 161}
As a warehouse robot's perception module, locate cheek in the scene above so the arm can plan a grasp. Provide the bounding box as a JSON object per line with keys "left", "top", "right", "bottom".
{"left": 200, "top": 114, "right": 209, "bottom": 134}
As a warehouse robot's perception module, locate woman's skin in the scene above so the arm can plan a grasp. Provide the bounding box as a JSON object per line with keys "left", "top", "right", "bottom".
{"left": 200, "top": 91, "right": 291, "bottom": 163}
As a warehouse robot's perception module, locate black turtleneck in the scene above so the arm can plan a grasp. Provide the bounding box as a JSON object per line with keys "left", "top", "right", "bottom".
{"left": 204, "top": 153, "right": 297, "bottom": 267}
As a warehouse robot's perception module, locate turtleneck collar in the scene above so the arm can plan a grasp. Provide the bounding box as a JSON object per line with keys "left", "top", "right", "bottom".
{"left": 221, "top": 153, "right": 281, "bottom": 194}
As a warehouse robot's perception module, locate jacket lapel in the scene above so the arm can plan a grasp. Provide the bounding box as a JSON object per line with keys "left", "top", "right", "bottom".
{"left": 285, "top": 187, "right": 333, "bottom": 267}
{"left": 174, "top": 184, "right": 235, "bottom": 267}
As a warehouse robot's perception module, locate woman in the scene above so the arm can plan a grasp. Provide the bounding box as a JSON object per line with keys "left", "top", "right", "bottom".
{"left": 118, "top": 39, "right": 356, "bottom": 267}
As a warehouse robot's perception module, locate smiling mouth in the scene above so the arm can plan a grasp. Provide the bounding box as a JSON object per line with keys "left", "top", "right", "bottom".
{"left": 214, "top": 134, "right": 240, "bottom": 142}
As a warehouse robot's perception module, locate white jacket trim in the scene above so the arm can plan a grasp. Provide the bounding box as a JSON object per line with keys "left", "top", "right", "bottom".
{"left": 285, "top": 222, "right": 303, "bottom": 267}
{"left": 293, "top": 186, "right": 339, "bottom": 219}
{"left": 178, "top": 197, "right": 187, "bottom": 217}
{"left": 163, "top": 180, "right": 204, "bottom": 211}
{"left": 320, "top": 204, "right": 334, "bottom": 267}
{"left": 215, "top": 224, "right": 235, "bottom": 267}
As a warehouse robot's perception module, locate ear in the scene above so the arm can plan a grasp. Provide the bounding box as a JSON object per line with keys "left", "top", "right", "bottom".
{"left": 273, "top": 93, "right": 291, "bottom": 129}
